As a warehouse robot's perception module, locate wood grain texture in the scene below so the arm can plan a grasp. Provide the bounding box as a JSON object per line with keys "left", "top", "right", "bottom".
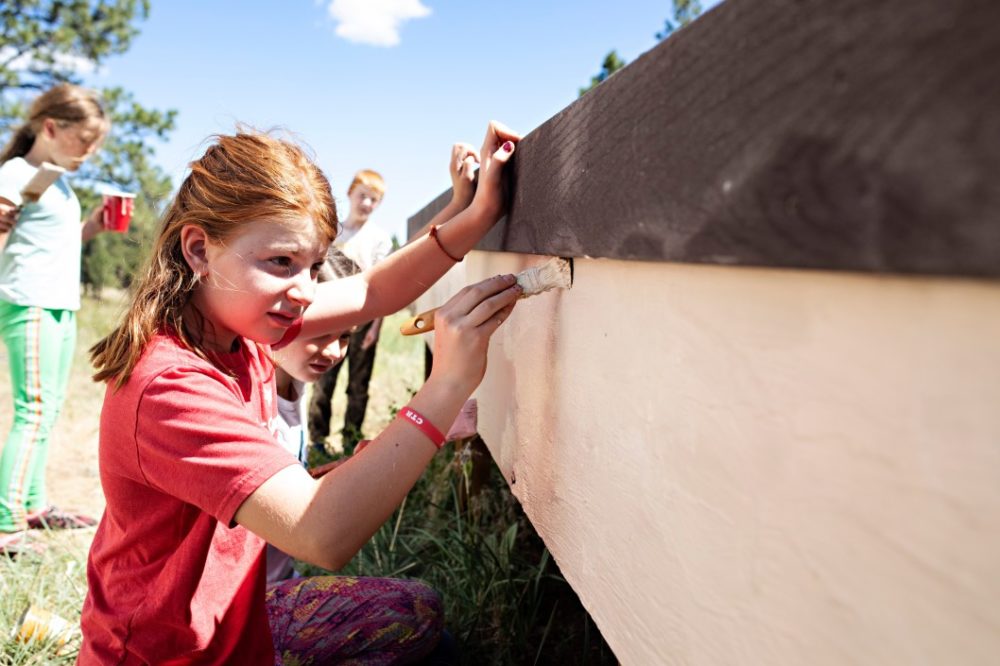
{"left": 409, "top": 0, "right": 1000, "bottom": 278}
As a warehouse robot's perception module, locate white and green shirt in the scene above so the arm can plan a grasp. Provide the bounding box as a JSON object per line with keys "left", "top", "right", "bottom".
{"left": 0, "top": 157, "right": 82, "bottom": 310}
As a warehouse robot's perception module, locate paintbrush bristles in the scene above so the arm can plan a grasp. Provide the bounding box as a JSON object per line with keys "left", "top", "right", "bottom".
{"left": 398, "top": 257, "right": 572, "bottom": 336}
{"left": 515, "top": 257, "right": 572, "bottom": 297}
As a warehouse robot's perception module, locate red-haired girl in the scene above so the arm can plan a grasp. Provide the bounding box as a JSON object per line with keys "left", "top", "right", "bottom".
{"left": 79, "top": 122, "right": 520, "bottom": 664}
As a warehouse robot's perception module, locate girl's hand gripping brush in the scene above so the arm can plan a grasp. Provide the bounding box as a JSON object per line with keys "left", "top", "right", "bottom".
{"left": 400, "top": 257, "right": 573, "bottom": 335}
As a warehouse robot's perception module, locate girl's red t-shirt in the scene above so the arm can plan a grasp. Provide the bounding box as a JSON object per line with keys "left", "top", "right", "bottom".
{"left": 78, "top": 332, "right": 298, "bottom": 664}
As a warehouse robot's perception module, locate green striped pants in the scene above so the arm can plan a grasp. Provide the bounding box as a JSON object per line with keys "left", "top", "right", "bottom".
{"left": 0, "top": 302, "right": 75, "bottom": 533}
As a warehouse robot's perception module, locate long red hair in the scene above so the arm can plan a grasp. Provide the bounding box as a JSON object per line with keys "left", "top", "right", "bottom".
{"left": 91, "top": 130, "right": 338, "bottom": 387}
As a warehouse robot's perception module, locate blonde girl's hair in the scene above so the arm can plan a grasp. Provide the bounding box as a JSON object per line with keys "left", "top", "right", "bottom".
{"left": 91, "top": 130, "right": 339, "bottom": 388}
{"left": 0, "top": 83, "right": 109, "bottom": 164}
{"left": 347, "top": 169, "right": 386, "bottom": 198}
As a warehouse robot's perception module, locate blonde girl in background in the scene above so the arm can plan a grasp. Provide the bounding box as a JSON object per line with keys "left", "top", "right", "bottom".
{"left": 310, "top": 141, "right": 481, "bottom": 455}
{"left": 0, "top": 84, "right": 110, "bottom": 557}
{"left": 80, "top": 122, "right": 520, "bottom": 663}
{"left": 308, "top": 168, "right": 391, "bottom": 454}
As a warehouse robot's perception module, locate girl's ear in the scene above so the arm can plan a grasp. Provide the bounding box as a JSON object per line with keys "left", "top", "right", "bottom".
{"left": 180, "top": 224, "right": 210, "bottom": 276}
{"left": 41, "top": 118, "right": 57, "bottom": 140}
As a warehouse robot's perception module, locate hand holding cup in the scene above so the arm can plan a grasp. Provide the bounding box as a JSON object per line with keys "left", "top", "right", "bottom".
{"left": 102, "top": 192, "right": 136, "bottom": 232}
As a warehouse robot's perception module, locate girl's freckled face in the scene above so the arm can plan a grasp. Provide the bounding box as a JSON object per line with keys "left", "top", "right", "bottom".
{"left": 192, "top": 216, "right": 329, "bottom": 351}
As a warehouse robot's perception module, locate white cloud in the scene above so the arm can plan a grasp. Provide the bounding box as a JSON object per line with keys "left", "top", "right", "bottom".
{"left": 326, "top": 0, "right": 432, "bottom": 47}
{"left": 0, "top": 46, "right": 103, "bottom": 76}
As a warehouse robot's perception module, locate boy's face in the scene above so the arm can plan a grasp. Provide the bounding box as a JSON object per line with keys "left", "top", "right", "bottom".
{"left": 276, "top": 328, "right": 352, "bottom": 384}
{"left": 347, "top": 184, "right": 382, "bottom": 223}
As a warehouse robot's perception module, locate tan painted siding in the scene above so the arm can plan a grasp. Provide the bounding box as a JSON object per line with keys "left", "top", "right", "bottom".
{"left": 414, "top": 252, "right": 1000, "bottom": 665}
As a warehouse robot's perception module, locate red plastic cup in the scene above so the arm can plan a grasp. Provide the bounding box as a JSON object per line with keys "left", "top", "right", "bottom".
{"left": 102, "top": 192, "right": 136, "bottom": 232}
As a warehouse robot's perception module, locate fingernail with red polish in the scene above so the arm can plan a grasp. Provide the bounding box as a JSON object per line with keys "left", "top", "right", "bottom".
{"left": 502, "top": 141, "right": 514, "bottom": 153}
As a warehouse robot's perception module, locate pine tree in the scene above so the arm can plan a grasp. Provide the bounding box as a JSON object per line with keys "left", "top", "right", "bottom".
{"left": 1, "top": 0, "right": 177, "bottom": 294}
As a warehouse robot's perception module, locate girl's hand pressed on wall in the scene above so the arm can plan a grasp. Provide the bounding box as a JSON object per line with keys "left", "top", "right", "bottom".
{"left": 430, "top": 273, "right": 522, "bottom": 397}
{"left": 470, "top": 121, "right": 521, "bottom": 222}
{"left": 298, "top": 123, "right": 520, "bottom": 340}
{"left": 449, "top": 142, "right": 480, "bottom": 209}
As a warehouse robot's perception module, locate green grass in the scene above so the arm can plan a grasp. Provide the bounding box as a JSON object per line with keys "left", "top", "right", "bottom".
{"left": 303, "top": 443, "right": 616, "bottom": 665}
{"left": 0, "top": 294, "right": 614, "bottom": 664}
{"left": 0, "top": 533, "right": 90, "bottom": 664}
{"left": 0, "top": 293, "right": 123, "bottom": 665}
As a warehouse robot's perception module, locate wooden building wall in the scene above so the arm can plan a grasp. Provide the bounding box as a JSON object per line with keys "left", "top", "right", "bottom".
{"left": 407, "top": 0, "right": 1000, "bottom": 662}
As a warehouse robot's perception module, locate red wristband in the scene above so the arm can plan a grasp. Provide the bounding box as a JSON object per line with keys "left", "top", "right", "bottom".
{"left": 398, "top": 406, "right": 446, "bottom": 449}
{"left": 429, "top": 225, "right": 462, "bottom": 262}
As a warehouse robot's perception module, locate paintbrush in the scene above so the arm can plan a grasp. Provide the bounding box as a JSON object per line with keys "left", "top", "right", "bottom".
{"left": 400, "top": 257, "right": 573, "bottom": 335}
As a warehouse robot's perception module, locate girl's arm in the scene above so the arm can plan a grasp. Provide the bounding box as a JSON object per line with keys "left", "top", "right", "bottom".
{"left": 360, "top": 317, "right": 382, "bottom": 350}
{"left": 408, "top": 141, "right": 480, "bottom": 241}
{"left": 0, "top": 198, "right": 16, "bottom": 234}
{"left": 236, "top": 273, "right": 522, "bottom": 570}
{"left": 81, "top": 206, "right": 106, "bottom": 242}
{"left": 300, "top": 121, "right": 519, "bottom": 338}
{"left": 0, "top": 198, "right": 18, "bottom": 247}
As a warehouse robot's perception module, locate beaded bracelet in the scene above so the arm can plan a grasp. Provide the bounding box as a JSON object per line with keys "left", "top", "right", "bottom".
{"left": 429, "top": 225, "right": 462, "bottom": 263}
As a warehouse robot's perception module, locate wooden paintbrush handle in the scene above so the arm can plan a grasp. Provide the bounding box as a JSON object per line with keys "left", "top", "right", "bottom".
{"left": 400, "top": 307, "right": 439, "bottom": 335}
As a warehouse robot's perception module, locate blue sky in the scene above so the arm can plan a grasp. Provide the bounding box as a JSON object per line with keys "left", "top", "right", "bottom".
{"left": 83, "top": 0, "right": 723, "bottom": 242}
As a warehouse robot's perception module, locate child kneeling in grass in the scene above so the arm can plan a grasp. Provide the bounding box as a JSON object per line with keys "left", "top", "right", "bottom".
{"left": 263, "top": 251, "right": 457, "bottom": 662}
{"left": 264, "top": 251, "right": 355, "bottom": 584}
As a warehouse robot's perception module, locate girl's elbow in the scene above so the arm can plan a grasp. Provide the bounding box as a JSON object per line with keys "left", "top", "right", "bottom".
{"left": 303, "top": 533, "right": 353, "bottom": 572}
{"left": 315, "top": 551, "right": 350, "bottom": 572}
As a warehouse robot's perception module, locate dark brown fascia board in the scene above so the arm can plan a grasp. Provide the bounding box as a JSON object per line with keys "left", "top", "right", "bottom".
{"left": 409, "top": 0, "right": 1000, "bottom": 278}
